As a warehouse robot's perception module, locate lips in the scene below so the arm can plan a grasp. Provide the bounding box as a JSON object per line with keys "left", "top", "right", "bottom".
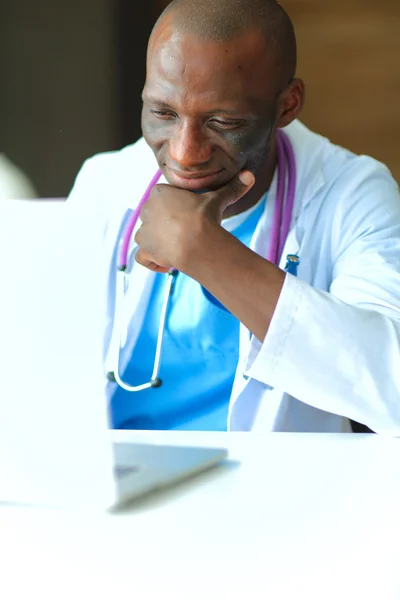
{"left": 167, "top": 168, "right": 224, "bottom": 191}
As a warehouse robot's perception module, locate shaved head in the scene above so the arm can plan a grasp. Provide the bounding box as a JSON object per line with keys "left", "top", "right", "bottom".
{"left": 142, "top": 0, "right": 303, "bottom": 217}
{"left": 154, "top": 0, "right": 297, "bottom": 84}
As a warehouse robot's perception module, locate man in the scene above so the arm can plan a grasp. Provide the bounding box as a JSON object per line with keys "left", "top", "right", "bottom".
{"left": 69, "top": 0, "right": 400, "bottom": 433}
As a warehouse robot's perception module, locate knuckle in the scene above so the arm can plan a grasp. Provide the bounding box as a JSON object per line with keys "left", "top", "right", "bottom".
{"left": 135, "top": 249, "right": 144, "bottom": 265}
{"left": 225, "top": 178, "right": 241, "bottom": 200}
{"left": 226, "top": 178, "right": 242, "bottom": 198}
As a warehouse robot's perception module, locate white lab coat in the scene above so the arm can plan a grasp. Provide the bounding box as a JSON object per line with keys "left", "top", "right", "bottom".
{"left": 68, "top": 120, "right": 400, "bottom": 434}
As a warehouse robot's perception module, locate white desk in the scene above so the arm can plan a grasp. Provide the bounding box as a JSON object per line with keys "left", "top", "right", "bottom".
{"left": 1, "top": 432, "right": 400, "bottom": 599}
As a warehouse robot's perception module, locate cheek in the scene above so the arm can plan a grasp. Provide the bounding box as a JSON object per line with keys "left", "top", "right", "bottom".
{"left": 223, "top": 128, "right": 269, "bottom": 163}
{"left": 141, "top": 112, "right": 169, "bottom": 149}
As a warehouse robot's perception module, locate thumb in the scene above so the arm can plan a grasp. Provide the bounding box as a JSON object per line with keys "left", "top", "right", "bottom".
{"left": 205, "top": 170, "right": 255, "bottom": 218}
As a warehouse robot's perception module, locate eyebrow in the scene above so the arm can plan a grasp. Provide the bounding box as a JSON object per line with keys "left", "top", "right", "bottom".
{"left": 142, "top": 96, "right": 257, "bottom": 119}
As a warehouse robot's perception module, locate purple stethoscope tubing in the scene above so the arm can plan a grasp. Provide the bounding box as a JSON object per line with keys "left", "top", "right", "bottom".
{"left": 267, "top": 130, "right": 296, "bottom": 264}
{"left": 118, "top": 168, "right": 163, "bottom": 271}
{"left": 118, "top": 129, "right": 296, "bottom": 270}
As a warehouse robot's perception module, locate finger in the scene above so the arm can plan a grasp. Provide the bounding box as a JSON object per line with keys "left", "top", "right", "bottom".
{"left": 205, "top": 170, "right": 255, "bottom": 217}
{"left": 135, "top": 227, "right": 170, "bottom": 272}
{"left": 134, "top": 227, "right": 141, "bottom": 246}
{"left": 135, "top": 247, "right": 170, "bottom": 273}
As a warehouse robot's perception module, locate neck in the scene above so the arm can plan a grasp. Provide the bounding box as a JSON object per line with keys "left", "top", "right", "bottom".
{"left": 223, "top": 137, "right": 278, "bottom": 219}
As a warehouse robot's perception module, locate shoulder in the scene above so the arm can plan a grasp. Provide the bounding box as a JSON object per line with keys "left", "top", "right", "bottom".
{"left": 287, "top": 120, "right": 398, "bottom": 197}
{"left": 68, "top": 137, "right": 159, "bottom": 213}
{"left": 287, "top": 120, "right": 400, "bottom": 232}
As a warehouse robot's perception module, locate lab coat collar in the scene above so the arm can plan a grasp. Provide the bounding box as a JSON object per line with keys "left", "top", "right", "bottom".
{"left": 248, "top": 121, "right": 326, "bottom": 267}
{"left": 281, "top": 120, "right": 326, "bottom": 217}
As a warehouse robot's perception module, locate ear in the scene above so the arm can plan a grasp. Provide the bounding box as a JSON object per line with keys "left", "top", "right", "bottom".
{"left": 276, "top": 78, "right": 305, "bottom": 128}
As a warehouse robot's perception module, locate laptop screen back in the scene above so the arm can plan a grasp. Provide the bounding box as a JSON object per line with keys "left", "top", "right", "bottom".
{"left": 0, "top": 200, "right": 116, "bottom": 508}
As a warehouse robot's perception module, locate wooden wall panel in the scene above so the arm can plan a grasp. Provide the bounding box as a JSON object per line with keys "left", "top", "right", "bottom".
{"left": 283, "top": 0, "right": 400, "bottom": 181}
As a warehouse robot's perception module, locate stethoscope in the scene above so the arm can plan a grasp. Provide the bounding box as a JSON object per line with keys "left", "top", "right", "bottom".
{"left": 107, "top": 129, "right": 299, "bottom": 392}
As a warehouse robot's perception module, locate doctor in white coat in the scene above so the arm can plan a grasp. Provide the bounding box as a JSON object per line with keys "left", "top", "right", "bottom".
{"left": 69, "top": 0, "right": 400, "bottom": 434}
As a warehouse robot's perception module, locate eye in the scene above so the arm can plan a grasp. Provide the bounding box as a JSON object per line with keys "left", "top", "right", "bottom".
{"left": 209, "top": 119, "right": 243, "bottom": 131}
{"left": 151, "top": 109, "right": 176, "bottom": 119}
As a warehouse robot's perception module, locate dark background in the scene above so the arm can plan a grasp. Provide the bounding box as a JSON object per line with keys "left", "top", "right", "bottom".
{"left": 1, "top": 0, "right": 399, "bottom": 197}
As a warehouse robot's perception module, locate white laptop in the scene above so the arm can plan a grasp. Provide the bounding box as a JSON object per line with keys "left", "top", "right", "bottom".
{"left": 0, "top": 199, "right": 227, "bottom": 510}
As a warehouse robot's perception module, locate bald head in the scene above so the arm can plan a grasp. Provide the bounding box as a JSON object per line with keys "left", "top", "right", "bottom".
{"left": 153, "top": 0, "right": 297, "bottom": 84}
{"left": 142, "top": 0, "right": 304, "bottom": 211}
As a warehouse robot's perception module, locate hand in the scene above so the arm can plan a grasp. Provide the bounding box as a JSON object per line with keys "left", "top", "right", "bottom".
{"left": 134, "top": 170, "right": 255, "bottom": 273}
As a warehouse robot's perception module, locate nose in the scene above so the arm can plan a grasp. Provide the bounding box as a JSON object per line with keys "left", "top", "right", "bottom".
{"left": 169, "top": 120, "right": 212, "bottom": 170}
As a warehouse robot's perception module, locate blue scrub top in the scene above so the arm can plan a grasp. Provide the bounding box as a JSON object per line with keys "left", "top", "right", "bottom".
{"left": 111, "top": 195, "right": 267, "bottom": 431}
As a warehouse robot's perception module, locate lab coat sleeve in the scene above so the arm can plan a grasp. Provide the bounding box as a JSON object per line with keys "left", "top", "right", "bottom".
{"left": 245, "top": 167, "right": 400, "bottom": 433}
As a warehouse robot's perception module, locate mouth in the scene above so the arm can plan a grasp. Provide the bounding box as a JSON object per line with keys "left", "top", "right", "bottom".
{"left": 167, "top": 168, "right": 225, "bottom": 191}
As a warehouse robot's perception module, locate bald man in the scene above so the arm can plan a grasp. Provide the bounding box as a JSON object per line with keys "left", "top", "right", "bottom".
{"left": 69, "top": 0, "right": 400, "bottom": 434}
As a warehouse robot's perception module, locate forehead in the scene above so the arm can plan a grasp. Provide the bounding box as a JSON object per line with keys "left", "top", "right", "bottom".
{"left": 144, "top": 26, "right": 278, "bottom": 113}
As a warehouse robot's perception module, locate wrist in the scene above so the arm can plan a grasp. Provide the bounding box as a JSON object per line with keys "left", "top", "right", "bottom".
{"left": 173, "top": 214, "right": 223, "bottom": 275}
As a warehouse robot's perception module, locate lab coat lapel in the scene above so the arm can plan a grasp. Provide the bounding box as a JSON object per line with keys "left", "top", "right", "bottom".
{"left": 110, "top": 172, "right": 169, "bottom": 356}
{"left": 118, "top": 174, "right": 169, "bottom": 359}
{"left": 118, "top": 260, "right": 157, "bottom": 377}
{"left": 249, "top": 122, "right": 327, "bottom": 276}
{"left": 104, "top": 208, "right": 157, "bottom": 377}
{"left": 231, "top": 122, "right": 327, "bottom": 429}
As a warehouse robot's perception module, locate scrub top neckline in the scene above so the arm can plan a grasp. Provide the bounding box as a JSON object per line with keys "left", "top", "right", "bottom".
{"left": 222, "top": 192, "right": 267, "bottom": 233}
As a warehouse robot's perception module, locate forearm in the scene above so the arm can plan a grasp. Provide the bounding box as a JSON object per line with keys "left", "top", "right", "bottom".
{"left": 178, "top": 221, "right": 286, "bottom": 341}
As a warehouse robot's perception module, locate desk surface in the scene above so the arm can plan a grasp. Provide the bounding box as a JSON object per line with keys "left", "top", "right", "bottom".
{"left": 1, "top": 432, "right": 400, "bottom": 599}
